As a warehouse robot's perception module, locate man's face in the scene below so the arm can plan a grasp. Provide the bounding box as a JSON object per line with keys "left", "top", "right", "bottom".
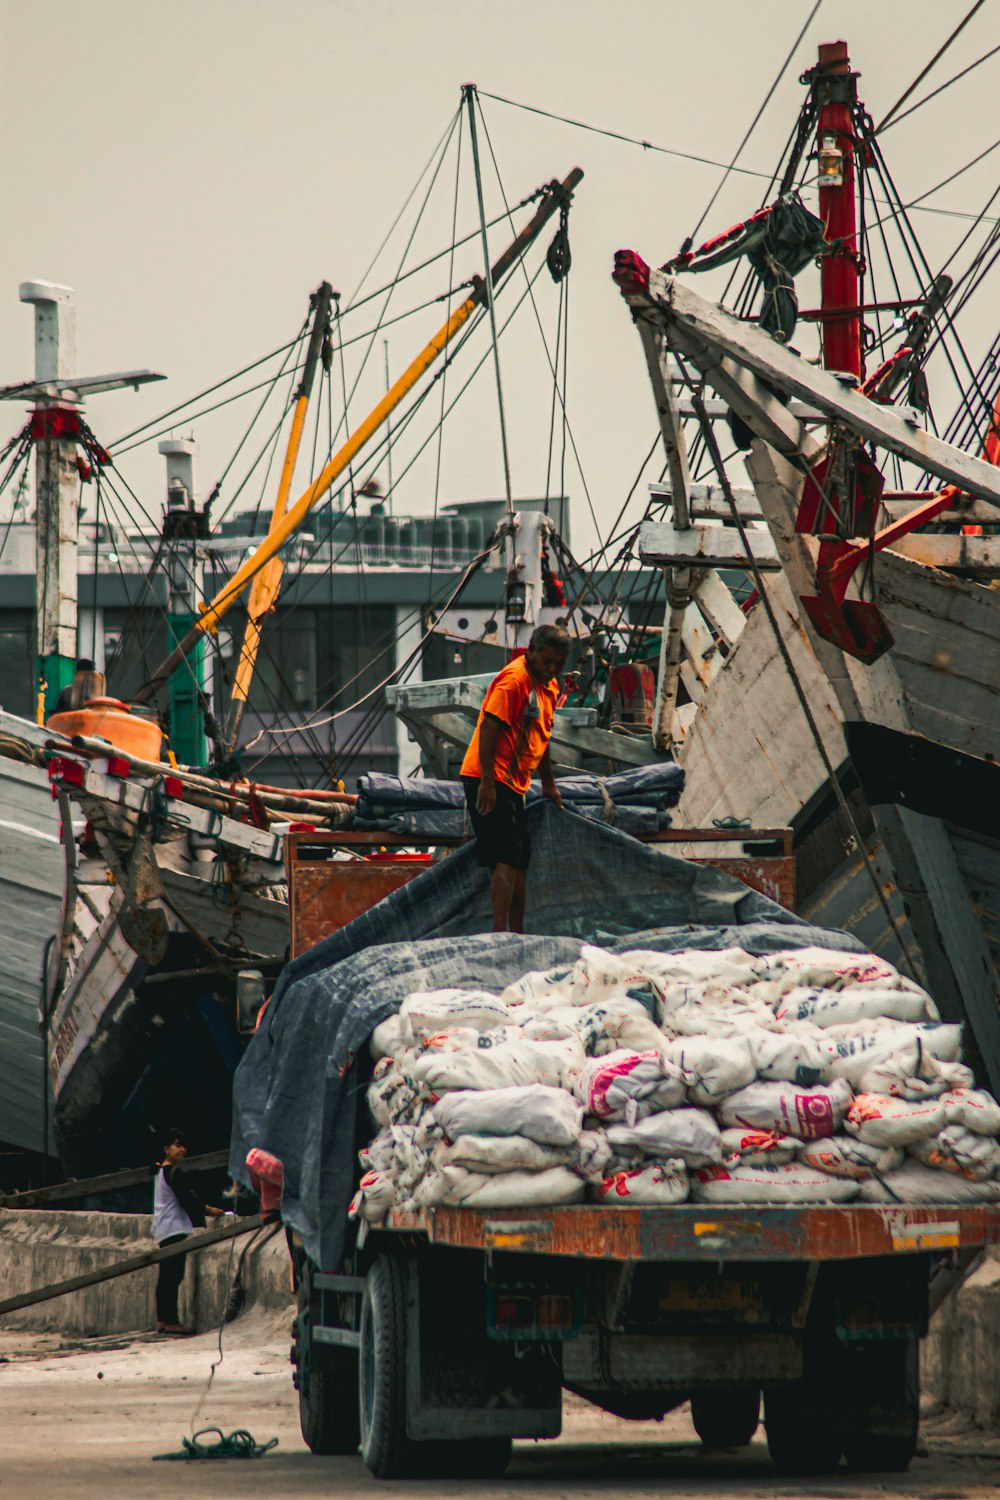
{"left": 164, "top": 1140, "right": 187, "bottom": 1165}
{"left": 526, "top": 644, "right": 569, "bottom": 682}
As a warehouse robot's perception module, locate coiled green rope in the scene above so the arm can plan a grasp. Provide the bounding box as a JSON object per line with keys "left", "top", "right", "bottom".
{"left": 152, "top": 1426, "right": 278, "bottom": 1461}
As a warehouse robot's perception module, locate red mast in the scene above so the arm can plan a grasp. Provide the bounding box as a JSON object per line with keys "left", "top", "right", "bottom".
{"left": 813, "top": 41, "right": 861, "bottom": 379}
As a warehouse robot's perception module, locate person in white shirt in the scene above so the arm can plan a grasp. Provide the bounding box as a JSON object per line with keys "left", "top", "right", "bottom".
{"left": 152, "top": 1128, "right": 223, "bottom": 1334}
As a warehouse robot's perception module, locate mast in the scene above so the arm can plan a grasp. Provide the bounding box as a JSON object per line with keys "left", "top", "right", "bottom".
{"left": 812, "top": 41, "right": 861, "bottom": 379}
{"left": 224, "top": 281, "right": 334, "bottom": 753}
{"left": 133, "top": 167, "right": 583, "bottom": 705}
{"left": 160, "top": 438, "right": 208, "bottom": 766}
{"left": 21, "top": 282, "right": 78, "bottom": 719}
{"left": 11, "top": 282, "right": 165, "bottom": 720}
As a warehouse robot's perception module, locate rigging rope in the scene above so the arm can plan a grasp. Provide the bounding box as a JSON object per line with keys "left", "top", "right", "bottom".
{"left": 881, "top": 39, "right": 1000, "bottom": 133}
{"left": 686, "top": 0, "right": 823, "bottom": 248}
{"left": 689, "top": 389, "right": 919, "bottom": 981}
{"left": 876, "top": 0, "right": 988, "bottom": 134}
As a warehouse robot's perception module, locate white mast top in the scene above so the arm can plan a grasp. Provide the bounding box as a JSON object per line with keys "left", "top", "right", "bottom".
{"left": 19, "top": 281, "right": 76, "bottom": 385}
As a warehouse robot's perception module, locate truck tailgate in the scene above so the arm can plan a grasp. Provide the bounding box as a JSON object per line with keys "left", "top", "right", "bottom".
{"left": 383, "top": 1203, "right": 1000, "bottom": 1260}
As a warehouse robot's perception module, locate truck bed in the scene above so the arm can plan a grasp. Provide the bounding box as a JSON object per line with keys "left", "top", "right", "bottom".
{"left": 383, "top": 1202, "right": 1000, "bottom": 1261}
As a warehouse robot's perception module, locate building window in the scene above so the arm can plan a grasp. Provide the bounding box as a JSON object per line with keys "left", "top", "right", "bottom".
{"left": 315, "top": 605, "right": 395, "bottom": 712}
{"left": 247, "top": 609, "right": 318, "bottom": 714}
{"left": 0, "top": 611, "right": 34, "bottom": 718}
{"left": 103, "top": 609, "right": 166, "bottom": 702}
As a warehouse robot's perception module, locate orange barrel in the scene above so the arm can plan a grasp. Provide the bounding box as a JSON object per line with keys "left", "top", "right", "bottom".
{"left": 46, "top": 697, "right": 163, "bottom": 761}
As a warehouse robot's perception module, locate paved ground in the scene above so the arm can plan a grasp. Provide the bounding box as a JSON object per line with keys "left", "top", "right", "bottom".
{"left": 0, "top": 1310, "right": 997, "bottom": 1498}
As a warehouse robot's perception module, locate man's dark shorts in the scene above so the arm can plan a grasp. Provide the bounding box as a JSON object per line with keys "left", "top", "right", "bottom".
{"left": 462, "top": 776, "right": 530, "bottom": 871}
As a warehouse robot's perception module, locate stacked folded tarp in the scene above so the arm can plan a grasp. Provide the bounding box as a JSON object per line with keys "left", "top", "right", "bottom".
{"left": 351, "top": 941, "right": 1000, "bottom": 1223}
{"left": 352, "top": 764, "right": 685, "bottom": 838}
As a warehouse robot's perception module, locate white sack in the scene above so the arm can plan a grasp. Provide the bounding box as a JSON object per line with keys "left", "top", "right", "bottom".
{"left": 941, "top": 1087, "right": 1000, "bottom": 1136}
{"left": 575, "top": 1129, "right": 613, "bottom": 1182}
{"left": 565, "top": 945, "right": 657, "bottom": 1006}
{"left": 797, "top": 1136, "right": 903, "bottom": 1180}
{"left": 435, "top": 1134, "right": 574, "bottom": 1175}
{"left": 501, "top": 965, "right": 575, "bottom": 1010}
{"left": 420, "top": 1163, "right": 585, "bottom": 1209}
{"left": 719, "top": 1078, "right": 853, "bottom": 1140}
{"left": 606, "top": 1107, "right": 722, "bottom": 1167}
{"left": 358, "top": 1127, "right": 396, "bottom": 1173}
{"left": 430, "top": 1084, "right": 584, "bottom": 1147}
{"left": 775, "top": 985, "right": 937, "bottom": 1028}
{"left": 818, "top": 1023, "right": 963, "bottom": 1089}
{"left": 666, "top": 1035, "right": 756, "bottom": 1106}
{"left": 410, "top": 1035, "right": 584, "bottom": 1094}
{"left": 368, "top": 1057, "right": 418, "bottom": 1127}
{"left": 519, "top": 1011, "right": 581, "bottom": 1043}
{"left": 859, "top": 1161, "right": 1000, "bottom": 1205}
{"left": 348, "top": 1168, "right": 396, "bottom": 1223}
{"left": 845, "top": 1093, "right": 947, "bottom": 1147}
{"left": 573, "top": 999, "right": 667, "bottom": 1058}
{"left": 596, "top": 1160, "right": 689, "bottom": 1205}
{"left": 663, "top": 995, "right": 772, "bottom": 1039}
{"left": 399, "top": 988, "right": 511, "bottom": 1042}
{"left": 743, "top": 1026, "right": 828, "bottom": 1087}
{"left": 857, "top": 1054, "right": 974, "bottom": 1102}
{"left": 909, "top": 1126, "right": 1000, "bottom": 1181}
{"left": 574, "top": 1049, "right": 687, "bottom": 1122}
{"left": 749, "top": 946, "right": 902, "bottom": 1000}
{"left": 720, "top": 1127, "right": 799, "bottom": 1167}
{"left": 370, "top": 1015, "right": 405, "bottom": 1060}
{"left": 692, "top": 1160, "right": 859, "bottom": 1204}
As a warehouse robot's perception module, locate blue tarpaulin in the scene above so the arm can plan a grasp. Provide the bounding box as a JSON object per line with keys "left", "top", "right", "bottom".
{"left": 230, "top": 803, "right": 862, "bottom": 1270}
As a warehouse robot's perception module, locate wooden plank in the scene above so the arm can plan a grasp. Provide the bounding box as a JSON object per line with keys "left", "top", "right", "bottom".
{"left": 635, "top": 322, "right": 692, "bottom": 526}
{"left": 49, "top": 760, "right": 285, "bottom": 865}
{"left": 656, "top": 274, "right": 1000, "bottom": 511}
{"left": 883, "top": 497, "right": 1000, "bottom": 526}
{"left": 648, "top": 481, "right": 762, "bottom": 521}
{"left": 639, "top": 520, "right": 780, "bottom": 570}
{"left": 878, "top": 806, "right": 1000, "bottom": 1095}
{"left": 680, "top": 598, "right": 725, "bottom": 694}
{"left": 692, "top": 569, "right": 747, "bottom": 646}
{"left": 888, "top": 533, "right": 1000, "bottom": 578}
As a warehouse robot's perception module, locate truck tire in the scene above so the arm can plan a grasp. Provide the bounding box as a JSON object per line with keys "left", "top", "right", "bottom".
{"left": 765, "top": 1384, "right": 843, "bottom": 1474}
{"left": 841, "top": 1341, "right": 918, "bottom": 1473}
{"left": 299, "top": 1357, "right": 361, "bottom": 1456}
{"left": 293, "top": 1294, "right": 360, "bottom": 1455}
{"left": 691, "top": 1388, "right": 760, "bottom": 1448}
{"left": 358, "top": 1254, "right": 511, "bottom": 1480}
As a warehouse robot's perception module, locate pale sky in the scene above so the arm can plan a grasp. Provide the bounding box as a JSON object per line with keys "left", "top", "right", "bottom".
{"left": 2, "top": 0, "right": 997, "bottom": 561}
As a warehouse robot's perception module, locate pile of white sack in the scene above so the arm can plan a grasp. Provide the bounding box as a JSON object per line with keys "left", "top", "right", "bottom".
{"left": 348, "top": 943, "right": 1000, "bottom": 1223}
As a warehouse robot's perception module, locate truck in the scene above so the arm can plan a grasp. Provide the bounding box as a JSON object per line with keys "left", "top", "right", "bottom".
{"left": 248, "top": 819, "right": 1000, "bottom": 1480}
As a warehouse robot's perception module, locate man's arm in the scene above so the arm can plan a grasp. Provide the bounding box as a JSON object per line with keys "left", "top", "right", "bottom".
{"left": 539, "top": 746, "right": 563, "bottom": 809}
{"left": 476, "top": 714, "right": 504, "bottom": 814}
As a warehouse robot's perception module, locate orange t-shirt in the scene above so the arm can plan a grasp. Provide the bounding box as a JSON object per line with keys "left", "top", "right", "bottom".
{"left": 460, "top": 656, "right": 558, "bottom": 795}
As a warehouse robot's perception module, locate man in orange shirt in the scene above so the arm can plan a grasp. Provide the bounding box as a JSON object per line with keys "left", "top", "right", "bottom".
{"left": 461, "top": 624, "right": 570, "bottom": 932}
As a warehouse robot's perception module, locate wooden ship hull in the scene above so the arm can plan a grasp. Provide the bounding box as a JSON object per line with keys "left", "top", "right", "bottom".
{"left": 674, "top": 551, "right": 1000, "bottom": 994}
{"left": 0, "top": 717, "right": 64, "bottom": 1162}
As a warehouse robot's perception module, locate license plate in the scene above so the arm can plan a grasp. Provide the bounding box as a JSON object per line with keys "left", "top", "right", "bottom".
{"left": 660, "top": 1279, "right": 762, "bottom": 1312}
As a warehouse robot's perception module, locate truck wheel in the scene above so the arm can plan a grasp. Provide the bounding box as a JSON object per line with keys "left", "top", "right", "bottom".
{"left": 358, "top": 1254, "right": 512, "bottom": 1479}
{"left": 359, "top": 1254, "right": 425, "bottom": 1478}
{"left": 299, "top": 1358, "right": 361, "bottom": 1455}
{"left": 841, "top": 1342, "right": 918, "bottom": 1473}
{"left": 293, "top": 1308, "right": 360, "bottom": 1455}
{"left": 691, "top": 1388, "right": 760, "bottom": 1448}
{"left": 765, "top": 1385, "right": 843, "bottom": 1474}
